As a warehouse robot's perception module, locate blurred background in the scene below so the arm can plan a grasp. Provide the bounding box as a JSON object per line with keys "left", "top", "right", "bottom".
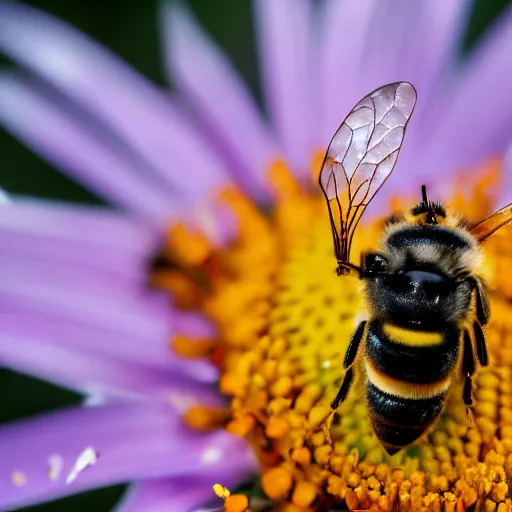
{"left": 0, "top": 0, "right": 510, "bottom": 510}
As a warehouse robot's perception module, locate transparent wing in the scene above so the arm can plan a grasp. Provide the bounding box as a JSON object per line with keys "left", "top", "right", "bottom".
{"left": 471, "top": 204, "right": 512, "bottom": 242}
{"left": 319, "top": 82, "right": 417, "bottom": 264}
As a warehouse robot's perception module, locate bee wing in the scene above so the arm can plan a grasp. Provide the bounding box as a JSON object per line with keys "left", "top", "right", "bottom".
{"left": 319, "top": 82, "right": 417, "bottom": 263}
{"left": 470, "top": 203, "right": 512, "bottom": 242}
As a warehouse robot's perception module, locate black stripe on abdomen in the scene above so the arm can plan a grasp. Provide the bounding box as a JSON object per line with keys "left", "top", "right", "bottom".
{"left": 365, "top": 322, "right": 459, "bottom": 383}
{"left": 367, "top": 382, "right": 445, "bottom": 454}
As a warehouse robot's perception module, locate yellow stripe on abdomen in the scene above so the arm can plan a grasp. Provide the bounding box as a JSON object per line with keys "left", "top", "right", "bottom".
{"left": 365, "top": 360, "right": 451, "bottom": 399}
{"left": 382, "top": 323, "right": 443, "bottom": 347}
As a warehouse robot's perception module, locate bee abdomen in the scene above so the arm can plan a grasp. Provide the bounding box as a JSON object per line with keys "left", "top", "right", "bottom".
{"left": 366, "top": 382, "right": 445, "bottom": 454}
{"left": 366, "top": 322, "right": 459, "bottom": 383}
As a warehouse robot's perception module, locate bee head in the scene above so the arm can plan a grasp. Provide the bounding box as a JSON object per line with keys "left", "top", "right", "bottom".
{"left": 411, "top": 185, "right": 446, "bottom": 225}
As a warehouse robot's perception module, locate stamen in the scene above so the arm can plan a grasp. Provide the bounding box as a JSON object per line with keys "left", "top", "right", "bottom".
{"left": 184, "top": 405, "right": 229, "bottom": 431}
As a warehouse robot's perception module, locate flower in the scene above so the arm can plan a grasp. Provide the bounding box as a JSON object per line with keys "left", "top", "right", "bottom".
{"left": 1, "top": 1, "right": 512, "bottom": 511}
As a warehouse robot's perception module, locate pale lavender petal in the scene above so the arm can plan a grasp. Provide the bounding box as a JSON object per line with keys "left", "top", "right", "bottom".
{"left": 390, "top": 0, "right": 471, "bottom": 99}
{"left": 0, "top": 271, "right": 171, "bottom": 345}
{"left": 409, "top": 6, "right": 512, "bottom": 191}
{"left": 316, "top": 0, "right": 379, "bottom": 145}
{"left": 0, "top": 197, "right": 170, "bottom": 287}
{"left": 173, "top": 311, "right": 217, "bottom": 338}
{"left": 0, "top": 274, "right": 219, "bottom": 385}
{"left": 0, "top": 327, "right": 224, "bottom": 404}
{"left": 0, "top": 2, "right": 232, "bottom": 201}
{"left": 0, "top": 198, "right": 160, "bottom": 261}
{"left": 115, "top": 477, "right": 216, "bottom": 512}
{"left": 253, "top": 0, "right": 313, "bottom": 176}
{"left": 162, "top": 2, "right": 278, "bottom": 200}
{"left": 0, "top": 200, "right": 220, "bottom": 388}
{"left": 0, "top": 305, "right": 217, "bottom": 383}
{"left": 316, "top": 0, "right": 470, "bottom": 148}
{"left": 0, "top": 73, "right": 175, "bottom": 221}
{"left": 116, "top": 463, "right": 254, "bottom": 512}
{"left": 358, "top": 2, "right": 429, "bottom": 89}
{"left": 0, "top": 403, "right": 256, "bottom": 510}
{"left": 0, "top": 199, "right": 169, "bottom": 333}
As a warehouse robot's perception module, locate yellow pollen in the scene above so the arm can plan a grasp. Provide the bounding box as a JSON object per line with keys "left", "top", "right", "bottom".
{"left": 261, "top": 467, "right": 293, "bottom": 500}
{"left": 225, "top": 411, "right": 256, "bottom": 437}
{"left": 213, "top": 483, "right": 231, "bottom": 499}
{"left": 171, "top": 335, "right": 216, "bottom": 358}
{"left": 224, "top": 494, "right": 250, "bottom": 512}
{"left": 267, "top": 159, "right": 303, "bottom": 198}
{"left": 183, "top": 405, "right": 229, "bottom": 431}
{"left": 166, "top": 223, "right": 212, "bottom": 267}
{"left": 214, "top": 484, "right": 250, "bottom": 512}
{"left": 155, "top": 159, "right": 512, "bottom": 511}
{"left": 310, "top": 150, "right": 326, "bottom": 182}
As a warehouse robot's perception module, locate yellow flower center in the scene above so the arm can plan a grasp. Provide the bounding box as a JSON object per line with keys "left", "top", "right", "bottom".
{"left": 153, "top": 159, "right": 512, "bottom": 511}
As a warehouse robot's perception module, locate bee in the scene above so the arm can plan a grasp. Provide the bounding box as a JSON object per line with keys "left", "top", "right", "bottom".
{"left": 319, "top": 82, "right": 512, "bottom": 454}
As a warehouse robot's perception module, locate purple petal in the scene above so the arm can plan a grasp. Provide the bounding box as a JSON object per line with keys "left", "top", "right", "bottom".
{"left": 0, "top": 198, "right": 160, "bottom": 260}
{"left": 388, "top": 0, "right": 471, "bottom": 100}
{"left": 316, "top": 0, "right": 470, "bottom": 147}
{"left": 315, "top": 0, "right": 379, "bottom": 145}
{"left": 253, "top": 0, "right": 314, "bottom": 176}
{"left": 0, "top": 2, "right": 231, "bottom": 202}
{"left": 114, "top": 477, "right": 216, "bottom": 512}
{"left": 413, "top": 6, "right": 512, "bottom": 183}
{"left": 173, "top": 311, "right": 217, "bottom": 339}
{"left": 162, "top": 2, "right": 278, "bottom": 200}
{"left": 0, "top": 403, "right": 256, "bottom": 510}
{"left": 116, "top": 466, "right": 253, "bottom": 512}
{"left": 0, "top": 200, "right": 221, "bottom": 391}
{"left": 0, "top": 326, "right": 224, "bottom": 404}
{"left": 0, "top": 195, "right": 236, "bottom": 283}
{"left": 0, "top": 305, "right": 218, "bottom": 384}
{"left": 0, "top": 73, "right": 175, "bottom": 221}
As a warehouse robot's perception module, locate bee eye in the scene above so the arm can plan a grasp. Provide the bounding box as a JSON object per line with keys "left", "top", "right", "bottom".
{"left": 365, "top": 253, "right": 387, "bottom": 273}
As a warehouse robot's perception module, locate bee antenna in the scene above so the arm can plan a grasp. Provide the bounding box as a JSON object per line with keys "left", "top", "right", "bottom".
{"left": 421, "top": 185, "right": 428, "bottom": 204}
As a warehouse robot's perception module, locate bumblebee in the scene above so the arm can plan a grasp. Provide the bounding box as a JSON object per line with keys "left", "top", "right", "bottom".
{"left": 319, "top": 82, "right": 512, "bottom": 454}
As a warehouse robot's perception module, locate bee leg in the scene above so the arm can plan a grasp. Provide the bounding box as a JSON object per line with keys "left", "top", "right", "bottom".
{"left": 473, "top": 321, "right": 489, "bottom": 367}
{"left": 342, "top": 321, "right": 366, "bottom": 371}
{"left": 321, "top": 412, "right": 335, "bottom": 446}
{"left": 331, "top": 321, "right": 366, "bottom": 410}
{"left": 321, "top": 368, "right": 354, "bottom": 447}
{"left": 331, "top": 367, "right": 355, "bottom": 410}
{"left": 462, "top": 330, "right": 477, "bottom": 428}
{"left": 464, "top": 381, "right": 476, "bottom": 430}
{"left": 468, "top": 276, "right": 490, "bottom": 325}
{"left": 311, "top": 322, "right": 366, "bottom": 443}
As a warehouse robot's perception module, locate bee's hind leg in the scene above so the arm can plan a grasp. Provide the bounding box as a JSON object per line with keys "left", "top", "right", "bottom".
{"left": 312, "top": 322, "right": 366, "bottom": 444}
{"left": 462, "top": 330, "right": 477, "bottom": 430}
{"left": 331, "top": 367, "right": 355, "bottom": 410}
